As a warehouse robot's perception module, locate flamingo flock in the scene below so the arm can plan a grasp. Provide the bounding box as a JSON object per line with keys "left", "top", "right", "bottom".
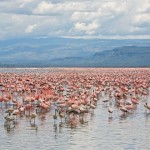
{"left": 0, "top": 68, "right": 150, "bottom": 130}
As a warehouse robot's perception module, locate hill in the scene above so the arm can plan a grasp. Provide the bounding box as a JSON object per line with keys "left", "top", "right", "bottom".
{"left": 0, "top": 37, "right": 150, "bottom": 67}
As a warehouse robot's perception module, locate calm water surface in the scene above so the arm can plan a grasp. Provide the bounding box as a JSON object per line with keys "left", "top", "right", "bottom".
{"left": 0, "top": 68, "right": 150, "bottom": 150}
{"left": 0, "top": 97, "right": 150, "bottom": 150}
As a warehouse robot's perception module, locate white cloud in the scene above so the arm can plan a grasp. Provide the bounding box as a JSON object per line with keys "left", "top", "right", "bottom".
{"left": 133, "top": 13, "right": 150, "bottom": 27}
{"left": 136, "top": 0, "right": 150, "bottom": 13}
{"left": 32, "top": 1, "right": 89, "bottom": 15}
{"left": 0, "top": 0, "right": 150, "bottom": 39}
{"left": 25, "top": 24, "right": 37, "bottom": 33}
{"left": 0, "top": 13, "right": 59, "bottom": 39}
{"left": 71, "top": 12, "right": 101, "bottom": 22}
{"left": 74, "top": 22, "right": 99, "bottom": 34}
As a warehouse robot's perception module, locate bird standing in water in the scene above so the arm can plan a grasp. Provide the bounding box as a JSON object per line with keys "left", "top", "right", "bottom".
{"left": 59, "top": 111, "right": 65, "bottom": 122}
{"left": 30, "top": 112, "right": 37, "bottom": 125}
{"left": 108, "top": 106, "right": 113, "bottom": 117}
{"left": 144, "top": 103, "right": 150, "bottom": 113}
{"left": 53, "top": 109, "right": 58, "bottom": 122}
{"left": 102, "top": 99, "right": 109, "bottom": 106}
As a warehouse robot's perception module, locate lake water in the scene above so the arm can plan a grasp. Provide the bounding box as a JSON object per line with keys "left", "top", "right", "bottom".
{"left": 0, "top": 94, "right": 150, "bottom": 150}
{"left": 0, "top": 68, "right": 150, "bottom": 150}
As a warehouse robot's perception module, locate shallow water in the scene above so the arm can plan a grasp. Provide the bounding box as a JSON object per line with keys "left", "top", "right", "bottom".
{"left": 0, "top": 94, "right": 150, "bottom": 150}
{"left": 0, "top": 68, "right": 150, "bottom": 150}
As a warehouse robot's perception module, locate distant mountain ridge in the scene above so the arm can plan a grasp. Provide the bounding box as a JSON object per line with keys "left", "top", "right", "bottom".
{"left": 0, "top": 37, "right": 150, "bottom": 67}
{"left": 93, "top": 46, "right": 150, "bottom": 67}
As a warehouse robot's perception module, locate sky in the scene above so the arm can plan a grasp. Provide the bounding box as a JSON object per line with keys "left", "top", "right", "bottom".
{"left": 0, "top": 0, "right": 150, "bottom": 40}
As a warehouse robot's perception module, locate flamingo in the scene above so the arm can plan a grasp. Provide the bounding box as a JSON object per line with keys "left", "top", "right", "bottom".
{"left": 131, "top": 97, "right": 139, "bottom": 105}
{"left": 0, "top": 93, "right": 4, "bottom": 107}
{"left": 58, "top": 111, "right": 65, "bottom": 122}
{"left": 120, "top": 106, "right": 129, "bottom": 114}
{"left": 125, "top": 104, "right": 135, "bottom": 112}
{"left": 4, "top": 108, "right": 15, "bottom": 128}
{"left": 25, "top": 104, "right": 32, "bottom": 116}
{"left": 53, "top": 109, "right": 58, "bottom": 122}
{"left": 144, "top": 103, "right": 150, "bottom": 113}
{"left": 0, "top": 67, "right": 150, "bottom": 130}
{"left": 102, "top": 99, "right": 109, "bottom": 106}
{"left": 30, "top": 112, "right": 37, "bottom": 125}
{"left": 108, "top": 106, "right": 113, "bottom": 117}
{"left": 12, "top": 109, "right": 20, "bottom": 122}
